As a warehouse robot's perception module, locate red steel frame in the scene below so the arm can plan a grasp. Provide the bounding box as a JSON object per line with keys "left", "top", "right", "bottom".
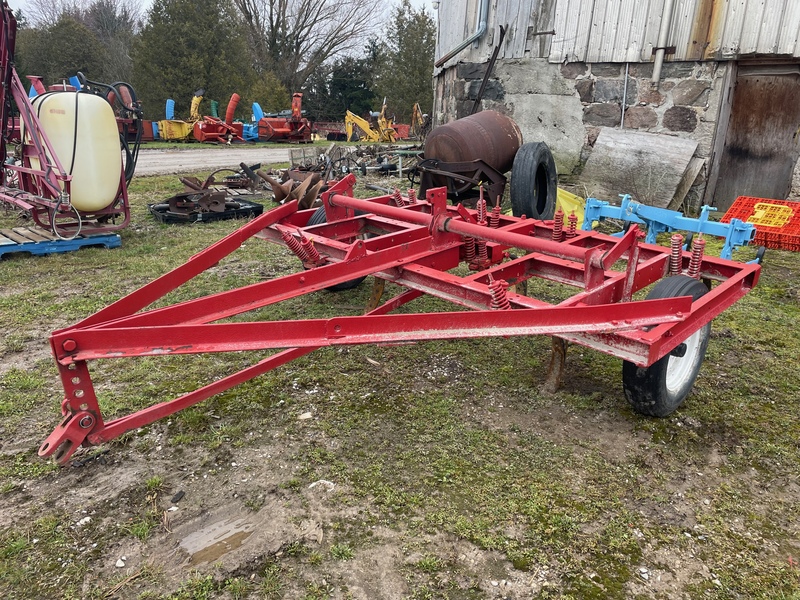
{"left": 39, "top": 175, "right": 760, "bottom": 464}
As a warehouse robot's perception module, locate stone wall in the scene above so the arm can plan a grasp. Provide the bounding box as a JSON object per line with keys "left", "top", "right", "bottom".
{"left": 436, "top": 58, "right": 730, "bottom": 209}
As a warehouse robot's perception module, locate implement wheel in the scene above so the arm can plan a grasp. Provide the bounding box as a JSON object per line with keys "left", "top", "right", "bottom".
{"left": 510, "top": 142, "right": 558, "bottom": 220}
{"left": 622, "top": 276, "right": 711, "bottom": 417}
{"left": 307, "top": 206, "right": 368, "bottom": 291}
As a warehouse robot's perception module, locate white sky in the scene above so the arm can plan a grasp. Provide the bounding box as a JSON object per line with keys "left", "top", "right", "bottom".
{"left": 7, "top": 0, "right": 435, "bottom": 20}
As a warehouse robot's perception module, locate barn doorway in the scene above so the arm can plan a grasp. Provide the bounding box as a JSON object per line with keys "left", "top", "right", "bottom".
{"left": 712, "top": 63, "right": 800, "bottom": 211}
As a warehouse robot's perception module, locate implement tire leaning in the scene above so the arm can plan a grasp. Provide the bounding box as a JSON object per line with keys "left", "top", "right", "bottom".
{"left": 622, "top": 276, "right": 711, "bottom": 417}
{"left": 306, "top": 206, "right": 368, "bottom": 292}
{"left": 510, "top": 142, "right": 558, "bottom": 220}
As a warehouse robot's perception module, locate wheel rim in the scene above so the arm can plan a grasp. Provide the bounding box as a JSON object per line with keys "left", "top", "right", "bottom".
{"left": 665, "top": 328, "right": 703, "bottom": 395}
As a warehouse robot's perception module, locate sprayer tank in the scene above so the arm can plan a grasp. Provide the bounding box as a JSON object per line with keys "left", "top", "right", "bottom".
{"left": 27, "top": 91, "right": 122, "bottom": 212}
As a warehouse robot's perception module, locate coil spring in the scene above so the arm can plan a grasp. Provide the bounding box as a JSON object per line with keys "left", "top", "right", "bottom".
{"left": 280, "top": 228, "right": 310, "bottom": 262}
{"left": 392, "top": 188, "right": 405, "bottom": 207}
{"left": 489, "top": 201, "right": 501, "bottom": 228}
{"left": 488, "top": 277, "right": 511, "bottom": 310}
{"left": 476, "top": 219, "right": 489, "bottom": 263}
{"left": 476, "top": 241, "right": 488, "bottom": 264}
{"left": 407, "top": 188, "right": 417, "bottom": 204}
{"left": 464, "top": 237, "right": 476, "bottom": 263}
{"left": 552, "top": 208, "right": 564, "bottom": 241}
{"left": 300, "top": 235, "right": 323, "bottom": 264}
{"left": 669, "top": 233, "right": 684, "bottom": 275}
{"left": 477, "top": 197, "right": 487, "bottom": 223}
{"left": 566, "top": 212, "right": 578, "bottom": 238}
{"left": 687, "top": 236, "right": 705, "bottom": 279}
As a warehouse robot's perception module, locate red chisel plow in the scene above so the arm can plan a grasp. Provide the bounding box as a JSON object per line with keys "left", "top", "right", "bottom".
{"left": 39, "top": 175, "right": 760, "bottom": 464}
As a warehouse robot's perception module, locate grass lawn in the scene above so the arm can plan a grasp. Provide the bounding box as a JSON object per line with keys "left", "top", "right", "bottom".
{"left": 0, "top": 171, "right": 798, "bottom": 599}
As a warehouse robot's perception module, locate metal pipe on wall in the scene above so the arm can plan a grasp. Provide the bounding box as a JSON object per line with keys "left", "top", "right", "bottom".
{"left": 651, "top": 0, "right": 677, "bottom": 88}
{"left": 434, "top": 0, "right": 490, "bottom": 68}
{"left": 620, "top": 62, "right": 629, "bottom": 128}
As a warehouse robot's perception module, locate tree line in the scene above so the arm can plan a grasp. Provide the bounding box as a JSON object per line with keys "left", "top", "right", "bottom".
{"left": 12, "top": 0, "right": 435, "bottom": 124}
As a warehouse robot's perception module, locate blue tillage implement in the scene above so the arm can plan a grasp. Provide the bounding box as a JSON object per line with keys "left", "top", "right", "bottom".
{"left": 0, "top": 227, "right": 121, "bottom": 258}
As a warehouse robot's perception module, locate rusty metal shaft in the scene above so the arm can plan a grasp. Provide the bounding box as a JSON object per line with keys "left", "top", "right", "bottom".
{"left": 327, "top": 194, "right": 598, "bottom": 266}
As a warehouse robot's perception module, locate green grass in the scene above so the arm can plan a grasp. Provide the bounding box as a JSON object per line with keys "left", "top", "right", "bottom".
{"left": 1, "top": 173, "right": 799, "bottom": 598}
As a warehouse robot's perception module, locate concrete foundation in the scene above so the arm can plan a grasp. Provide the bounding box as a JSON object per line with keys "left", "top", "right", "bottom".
{"left": 434, "top": 58, "right": 731, "bottom": 211}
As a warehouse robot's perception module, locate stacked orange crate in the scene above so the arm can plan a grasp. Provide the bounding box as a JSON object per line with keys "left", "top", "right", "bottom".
{"left": 721, "top": 196, "right": 800, "bottom": 251}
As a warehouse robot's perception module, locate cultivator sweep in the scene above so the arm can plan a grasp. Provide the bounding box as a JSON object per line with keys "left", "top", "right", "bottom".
{"left": 39, "top": 176, "right": 760, "bottom": 464}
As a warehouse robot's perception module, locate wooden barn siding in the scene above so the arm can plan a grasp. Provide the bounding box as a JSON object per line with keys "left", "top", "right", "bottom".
{"left": 435, "top": 0, "right": 483, "bottom": 65}
{"left": 435, "top": 0, "right": 555, "bottom": 67}
{"left": 436, "top": 0, "right": 800, "bottom": 66}
{"left": 495, "top": 0, "right": 536, "bottom": 58}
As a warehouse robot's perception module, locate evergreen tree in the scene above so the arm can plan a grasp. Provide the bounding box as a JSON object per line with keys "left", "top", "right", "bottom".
{"left": 373, "top": 0, "right": 435, "bottom": 123}
{"left": 329, "top": 57, "right": 377, "bottom": 118}
{"left": 244, "top": 70, "right": 290, "bottom": 114}
{"left": 132, "top": 0, "right": 251, "bottom": 120}
{"left": 15, "top": 15, "right": 107, "bottom": 85}
{"left": 85, "top": 0, "right": 139, "bottom": 82}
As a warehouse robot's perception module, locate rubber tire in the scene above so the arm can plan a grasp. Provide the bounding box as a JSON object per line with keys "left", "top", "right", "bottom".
{"left": 306, "top": 206, "right": 367, "bottom": 291}
{"left": 622, "top": 276, "right": 711, "bottom": 417}
{"left": 510, "top": 142, "right": 558, "bottom": 220}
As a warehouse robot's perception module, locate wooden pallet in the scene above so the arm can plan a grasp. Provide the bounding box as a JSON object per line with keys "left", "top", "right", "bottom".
{"left": 0, "top": 227, "right": 121, "bottom": 258}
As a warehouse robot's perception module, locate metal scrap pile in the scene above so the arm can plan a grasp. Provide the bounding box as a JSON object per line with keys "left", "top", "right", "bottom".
{"left": 148, "top": 164, "right": 266, "bottom": 223}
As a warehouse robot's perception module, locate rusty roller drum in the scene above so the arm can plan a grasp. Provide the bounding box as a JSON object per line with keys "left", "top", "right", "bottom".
{"left": 424, "top": 110, "right": 522, "bottom": 173}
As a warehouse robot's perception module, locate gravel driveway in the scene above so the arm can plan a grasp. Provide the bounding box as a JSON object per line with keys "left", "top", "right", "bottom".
{"left": 133, "top": 145, "right": 293, "bottom": 176}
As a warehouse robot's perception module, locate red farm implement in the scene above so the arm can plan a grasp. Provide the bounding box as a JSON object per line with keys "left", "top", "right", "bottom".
{"left": 193, "top": 93, "right": 245, "bottom": 144}
{"left": 39, "top": 175, "right": 760, "bottom": 464}
{"left": 0, "top": 2, "right": 139, "bottom": 239}
{"left": 255, "top": 93, "right": 312, "bottom": 143}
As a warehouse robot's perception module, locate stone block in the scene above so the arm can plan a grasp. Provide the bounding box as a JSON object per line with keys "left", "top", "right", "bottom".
{"left": 595, "top": 78, "right": 638, "bottom": 105}
{"left": 576, "top": 79, "right": 594, "bottom": 103}
{"left": 663, "top": 106, "right": 698, "bottom": 132}
{"left": 672, "top": 80, "right": 710, "bottom": 106}
{"left": 466, "top": 79, "right": 505, "bottom": 102}
{"left": 623, "top": 106, "right": 658, "bottom": 129}
{"left": 560, "top": 62, "right": 588, "bottom": 78}
{"left": 660, "top": 62, "right": 696, "bottom": 78}
{"left": 457, "top": 62, "right": 488, "bottom": 80}
{"left": 584, "top": 103, "right": 622, "bottom": 127}
{"left": 638, "top": 88, "right": 666, "bottom": 106}
{"left": 495, "top": 59, "right": 573, "bottom": 96}
{"left": 629, "top": 63, "right": 654, "bottom": 78}
{"left": 456, "top": 101, "right": 474, "bottom": 120}
{"left": 592, "top": 63, "right": 622, "bottom": 77}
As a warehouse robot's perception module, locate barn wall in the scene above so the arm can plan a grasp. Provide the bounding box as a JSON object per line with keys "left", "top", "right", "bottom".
{"left": 436, "top": 57, "right": 730, "bottom": 210}
{"left": 433, "top": 1, "right": 800, "bottom": 209}
{"left": 435, "top": 0, "right": 556, "bottom": 69}
{"left": 435, "top": 0, "right": 800, "bottom": 66}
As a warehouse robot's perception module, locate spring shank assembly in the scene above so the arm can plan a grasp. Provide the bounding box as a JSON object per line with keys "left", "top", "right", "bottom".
{"left": 40, "top": 175, "right": 760, "bottom": 464}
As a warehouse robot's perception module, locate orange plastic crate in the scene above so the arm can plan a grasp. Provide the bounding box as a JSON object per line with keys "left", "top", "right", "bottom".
{"left": 722, "top": 196, "right": 800, "bottom": 251}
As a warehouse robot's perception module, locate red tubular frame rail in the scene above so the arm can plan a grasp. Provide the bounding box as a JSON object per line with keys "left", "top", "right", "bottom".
{"left": 39, "top": 175, "right": 760, "bottom": 464}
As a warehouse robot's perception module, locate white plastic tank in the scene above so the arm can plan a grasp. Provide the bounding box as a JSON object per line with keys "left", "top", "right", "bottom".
{"left": 26, "top": 91, "right": 122, "bottom": 212}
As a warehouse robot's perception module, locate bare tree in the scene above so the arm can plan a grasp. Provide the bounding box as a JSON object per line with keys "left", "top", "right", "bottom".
{"left": 22, "top": 0, "right": 83, "bottom": 28}
{"left": 232, "top": 0, "right": 382, "bottom": 93}
{"left": 24, "top": 0, "right": 142, "bottom": 29}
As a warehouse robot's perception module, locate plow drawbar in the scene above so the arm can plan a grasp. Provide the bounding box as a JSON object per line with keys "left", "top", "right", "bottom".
{"left": 39, "top": 176, "right": 760, "bottom": 464}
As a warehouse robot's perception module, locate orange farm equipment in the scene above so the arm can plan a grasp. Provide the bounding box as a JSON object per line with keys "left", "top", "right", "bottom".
{"left": 193, "top": 93, "right": 245, "bottom": 144}
{"left": 256, "top": 93, "right": 312, "bottom": 143}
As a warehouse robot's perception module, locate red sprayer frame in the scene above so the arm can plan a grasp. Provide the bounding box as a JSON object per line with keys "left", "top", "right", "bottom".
{"left": 0, "top": 0, "right": 131, "bottom": 237}
{"left": 39, "top": 176, "right": 760, "bottom": 464}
